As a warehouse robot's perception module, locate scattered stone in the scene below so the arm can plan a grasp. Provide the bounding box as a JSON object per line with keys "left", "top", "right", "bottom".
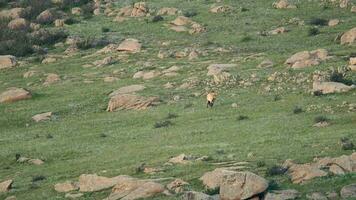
{"left": 157, "top": 7, "right": 180, "bottom": 15}
{"left": 133, "top": 70, "right": 161, "bottom": 80}
{"left": 273, "top": 0, "right": 297, "bottom": 9}
{"left": 65, "top": 193, "right": 83, "bottom": 199}
{"left": 117, "top": 39, "right": 141, "bottom": 53}
{"left": 55, "top": 19, "right": 65, "bottom": 27}
{"left": 0, "top": 180, "right": 13, "bottom": 193}
{"left": 131, "top": 2, "right": 149, "bottom": 17}
{"left": 328, "top": 19, "right": 339, "bottom": 27}
{"left": 79, "top": 174, "right": 128, "bottom": 192}
{"left": 351, "top": 5, "right": 356, "bottom": 12}
{"left": 348, "top": 57, "right": 356, "bottom": 71}
{"left": 42, "top": 57, "right": 57, "bottom": 64}
{"left": 0, "top": 88, "right": 31, "bottom": 103}
{"left": 188, "top": 50, "right": 199, "bottom": 60}
{"left": 326, "top": 191, "right": 338, "bottom": 199}
{"left": 104, "top": 77, "right": 118, "bottom": 83}
{"left": 210, "top": 5, "right": 232, "bottom": 13}
{"left": 339, "top": 0, "right": 350, "bottom": 8}
{"left": 269, "top": 27, "right": 288, "bottom": 35}
{"left": 285, "top": 49, "right": 329, "bottom": 69}
{"left": 4, "top": 196, "right": 16, "bottom": 200}
{"left": 32, "top": 112, "right": 53, "bottom": 122}
{"left": 207, "top": 64, "right": 237, "bottom": 76}
{"left": 265, "top": 189, "right": 300, "bottom": 200}
{"left": 313, "top": 121, "right": 330, "bottom": 128}
{"left": 258, "top": 59, "right": 274, "bottom": 68}
{"left": 0, "top": 8, "right": 26, "bottom": 19}
{"left": 0, "top": 55, "right": 17, "bottom": 69}
{"left": 8, "top": 18, "right": 29, "bottom": 30}
{"left": 166, "top": 179, "right": 189, "bottom": 193}
{"left": 340, "top": 27, "right": 356, "bottom": 45}
{"left": 312, "top": 81, "right": 355, "bottom": 94}
{"left": 28, "top": 159, "right": 44, "bottom": 165}
{"left": 93, "top": 56, "right": 115, "bottom": 67}
{"left": 341, "top": 184, "right": 356, "bottom": 199}
{"left": 44, "top": 73, "right": 61, "bottom": 86}
{"left": 283, "top": 160, "right": 327, "bottom": 184}
{"left": 182, "top": 191, "right": 217, "bottom": 200}
{"left": 54, "top": 181, "right": 79, "bottom": 193}
{"left": 306, "top": 192, "right": 327, "bottom": 200}
{"left": 71, "top": 7, "right": 82, "bottom": 15}
{"left": 107, "top": 94, "right": 159, "bottom": 112}
{"left": 109, "top": 85, "right": 145, "bottom": 97}
{"left": 168, "top": 154, "right": 193, "bottom": 165}
{"left": 164, "top": 82, "right": 174, "bottom": 89}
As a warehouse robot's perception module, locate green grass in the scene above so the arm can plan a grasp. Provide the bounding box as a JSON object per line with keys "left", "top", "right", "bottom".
{"left": 1, "top": 0, "right": 356, "bottom": 199}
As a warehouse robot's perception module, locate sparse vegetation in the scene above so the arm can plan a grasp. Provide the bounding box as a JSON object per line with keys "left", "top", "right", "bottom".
{"left": 309, "top": 17, "right": 328, "bottom": 26}
{"left": 183, "top": 10, "right": 198, "bottom": 17}
{"left": 267, "top": 165, "right": 288, "bottom": 176}
{"left": 314, "top": 115, "right": 329, "bottom": 123}
{"left": 154, "top": 120, "right": 173, "bottom": 128}
{"left": 308, "top": 27, "right": 320, "bottom": 36}
{"left": 152, "top": 15, "right": 163, "bottom": 23}
{"left": 237, "top": 115, "right": 249, "bottom": 121}
{"left": 293, "top": 106, "right": 303, "bottom": 114}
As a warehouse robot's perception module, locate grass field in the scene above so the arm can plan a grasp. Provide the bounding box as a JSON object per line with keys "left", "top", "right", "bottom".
{"left": 1, "top": 0, "right": 356, "bottom": 199}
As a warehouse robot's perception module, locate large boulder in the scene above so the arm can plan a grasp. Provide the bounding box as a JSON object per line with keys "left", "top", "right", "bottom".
{"left": 54, "top": 181, "right": 79, "bottom": 193}
{"left": 0, "top": 180, "right": 13, "bottom": 193}
{"left": 8, "top": 18, "right": 29, "bottom": 30}
{"left": 265, "top": 190, "right": 300, "bottom": 200}
{"left": 167, "top": 179, "right": 189, "bottom": 193}
{"left": 0, "top": 88, "right": 32, "bottom": 103}
{"left": 131, "top": 2, "right": 148, "bottom": 17}
{"left": 79, "top": 174, "right": 129, "bottom": 192}
{"left": 106, "top": 94, "right": 159, "bottom": 112}
{"left": 273, "top": 0, "right": 297, "bottom": 9}
{"left": 171, "top": 16, "right": 192, "bottom": 26}
{"left": 283, "top": 160, "right": 327, "bottom": 184}
{"left": 0, "top": 55, "right": 17, "bottom": 69}
{"left": 43, "top": 73, "right": 61, "bottom": 86}
{"left": 183, "top": 191, "right": 218, "bottom": 200}
{"left": 312, "top": 81, "right": 355, "bottom": 94}
{"left": 36, "top": 9, "right": 55, "bottom": 24}
{"left": 340, "top": 184, "right": 356, "bottom": 199}
{"left": 109, "top": 85, "right": 145, "bottom": 97}
{"left": 340, "top": 27, "right": 356, "bottom": 45}
{"left": 219, "top": 171, "right": 268, "bottom": 200}
{"left": 200, "top": 168, "right": 241, "bottom": 189}
{"left": 285, "top": 49, "right": 329, "bottom": 69}
{"left": 0, "top": 8, "right": 26, "bottom": 19}
{"left": 117, "top": 39, "right": 141, "bottom": 53}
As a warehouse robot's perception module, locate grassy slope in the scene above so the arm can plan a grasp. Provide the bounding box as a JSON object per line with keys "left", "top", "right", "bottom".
{"left": 1, "top": 0, "right": 356, "bottom": 199}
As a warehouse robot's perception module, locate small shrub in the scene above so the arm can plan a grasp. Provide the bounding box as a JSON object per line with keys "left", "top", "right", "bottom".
{"left": 64, "top": 18, "right": 78, "bottom": 25}
{"left": 241, "top": 7, "right": 249, "bottom": 12}
{"left": 308, "top": 27, "right": 320, "bottom": 36}
{"left": 293, "top": 106, "right": 303, "bottom": 114}
{"left": 215, "top": 149, "right": 225, "bottom": 154}
{"left": 273, "top": 95, "right": 281, "bottom": 101}
{"left": 237, "top": 115, "right": 249, "bottom": 121}
{"left": 183, "top": 10, "right": 197, "bottom": 17}
{"left": 76, "top": 36, "right": 94, "bottom": 50}
{"left": 240, "top": 35, "right": 252, "bottom": 42}
{"left": 184, "top": 103, "right": 193, "bottom": 109}
{"left": 256, "top": 160, "right": 266, "bottom": 167}
{"left": 267, "top": 180, "right": 279, "bottom": 190}
{"left": 152, "top": 15, "right": 163, "bottom": 22}
{"left": 135, "top": 163, "right": 145, "bottom": 174}
{"left": 204, "top": 187, "right": 220, "bottom": 195}
{"left": 340, "top": 137, "right": 354, "bottom": 150}
{"left": 31, "top": 28, "right": 68, "bottom": 45}
{"left": 15, "top": 153, "right": 21, "bottom": 161}
{"left": 267, "top": 165, "right": 288, "bottom": 176}
{"left": 101, "top": 27, "right": 110, "bottom": 32}
{"left": 154, "top": 120, "right": 173, "bottom": 128}
{"left": 166, "top": 113, "right": 178, "bottom": 119}
{"left": 329, "top": 70, "right": 354, "bottom": 86}
{"left": 313, "top": 90, "right": 323, "bottom": 96}
{"left": 100, "top": 133, "right": 108, "bottom": 138}
{"left": 314, "top": 115, "right": 328, "bottom": 123}
{"left": 46, "top": 134, "right": 53, "bottom": 139}
{"left": 309, "top": 17, "right": 328, "bottom": 26}
{"left": 32, "top": 175, "right": 46, "bottom": 182}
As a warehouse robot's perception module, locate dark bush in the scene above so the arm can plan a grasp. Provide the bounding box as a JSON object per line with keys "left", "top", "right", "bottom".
{"left": 309, "top": 17, "right": 328, "bottom": 26}
{"left": 308, "top": 27, "right": 320, "bottom": 36}
{"left": 341, "top": 137, "right": 354, "bottom": 150}
{"left": 183, "top": 10, "right": 197, "bottom": 17}
{"left": 240, "top": 35, "right": 252, "bottom": 42}
{"left": 329, "top": 71, "right": 354, "bottom": 86}
{"left": 64, "top": 17, "right": 78, "bottom": 25}
{"left": 32, "top": 175, "right": 46, "bottom": 182}
{"left": 101, "top": 27, "right": 110, "bottom": 32}
{"left": 293, "top": 106, "right": 303, "bottom": 114}
{"left": 31, "top": 28, "right": 68, "bottom": 45}
{"left": 314, "top": 116, "right": 328, "bottom": 123}
{"left": 76, "top": 36, "right": 94, "bottom": 50}
{"left": 166, "top": 113, "right": 178, "bottom": 119}
{"left": 152, "top": 15, "right": 163, "bottom": 23}
{"left": 256, "top": 160, "right": 266, "bottom": 167}
{"left": 267, "top": 165, "right": 288, "bottom": 176}
{"left": 204, "top": 187, "right": 220, "bottom": 195}
{"left": 154, "top": 120, "right": 173, "bottom": 128}
{"left": 20, "top": 0, "right": 54, "bottom": 20}
{"left": 237, "top": 115, "right": 249, "bottom": 121}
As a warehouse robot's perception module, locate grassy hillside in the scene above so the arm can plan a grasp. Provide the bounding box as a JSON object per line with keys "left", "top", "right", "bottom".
{"left": 0, "top": 0, "right": 356, "bottom": 199}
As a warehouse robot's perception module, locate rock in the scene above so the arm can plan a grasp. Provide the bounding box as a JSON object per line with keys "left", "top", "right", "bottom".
{"left": 265, "top": 189, "right": 300, "bottom": 200}
{"left": 306, "top": 192, "right": 327, "bottom": 200}
{"left": 269, "top": 27, "right": 288, "bottom": 35}
{"left": 200, "top": 168, "right": 237, "bottom": 189}
{"left": 328, "top": 19, "right": 339, "bottom": 27}
{"left": 79, "top": 174, "right": 129, "bottom": 192}
{"left": 207, "top": 64, "right": 237, "bottom": 76}
{"left": 117, "top": 6, "right": 133, "bottom": 17}
{"left": 258, "top": 59, "right": 274, "bottom": 68}
{"left": 340, "top": 27, "right": 356, "bottom": 45}
{"left": 121, "top": 182, "right": 164, "bottom": 200}
{"left": 284, "top": 161, "right": 327, "bottom": 184}
{"left": 131, "top": 2, "right": 149, "bottom": 17}
{"left": 168, "top": 154, "right": 193, "bottom": 165}
{"left": 32, "top": 112, "right": 53, "bottom": 122}
{"left": 273, "top": 0, "right": 296, "bottom": 9}
{"left": 4, "top": 196, "right": 16, "bottom": 200}
{"left": 326, "top": 192, "right": 338, "bottom": 199}
{"left": 0, "top": 88, "right": 31, "bottom": 103}
{"left": 71, "top": 7, "right": 82, "bottom": 15}
{"left": 341, "top": 184, "right": 356, "bottom": 199}
{"left": 36, "top": 9, "right": 55, "bottom": 24}
{"left": 210, "top": 5, "right": 232, "bottom": 13}
{"left": 182, "top": 191, "right": 217, "bottom": 200}
{"left": 117, "top": 39, "right": 141, "bottom": 53}
{"left": 312, "top": 81, "right": 355, "bottom": 94}
{"left": 339, "top": 0, "right": 350, "bottom": 8}
{"left": 171, "top": 16, "right": 192, "bottom": 26}
{"left": 65, "top": 193, "right": 83, "bottom": 199}
{"left": 107, "top": 94, "right": 159, "bottom": 112}
{"left": 44, "top": 73, "right": 61, "bottom": 86}
{"left": 170, "top": 25, "right": 188, "bottom": 32}
{"left": 42, "top": 57, "right": 57, "bottom": 64}
{"left": 109, "top": 85, "right": 145, "bottom": 97}
{"left": 23, "top": 70, "right": 37, "bottom": 78}
{"left": 0, "top": 8, "right": 26, "bottom": 19}
{"left": 188, "top": 50, "right": 199, "bottom": 60}
{"left": 164, "top": 82, "right": 174, "bottom": 89}
{"left": 104, "top": 77, "right": 118, "bottom": 83}
{"left": 28, "top": 159, "right": 44, "bottom": 165}
{"left": 157, "top": 7, "right": 179, "bottom": 15}
{"left": 219, "top": 171, "right": 268, "bottom": 200}
{"left": 8, "top": 18, "right": 29, "bottom": 30}
{"left": 189, "top": 22, "right": 205, "bottom": 34}
{"left": 106, "top": 176, "right": 146, "bottom": 200}
{"left": 313, "top": 121, "right": 330, "bottom": 128}
{"left": 0, "top": 180, "right": 13, "bottom": 193}
{"left": 285, "top": 49, "right": 329, "bottom": 69}
{"left": 54, "top": 181, "right": 79, "bottom": 193}
{"left": 133, "top": 71, "right": 160, "bottom": 80}
{"left": 0, "top": 55, "right": 17, "bottom": 69}
{"left": 351, "top": 5, "right": 356, "bottom": 12}
{"left": 54, "top": 19, "right": 65, "bottom": 27}
{"left": 349, "top": 57, "right": 356, "bottom": 71}
{"left": 93, "top": 56, "right": 115, "bottom": 67}
{"left": 166, "top": 179, "right": 189, "bottom": 193}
